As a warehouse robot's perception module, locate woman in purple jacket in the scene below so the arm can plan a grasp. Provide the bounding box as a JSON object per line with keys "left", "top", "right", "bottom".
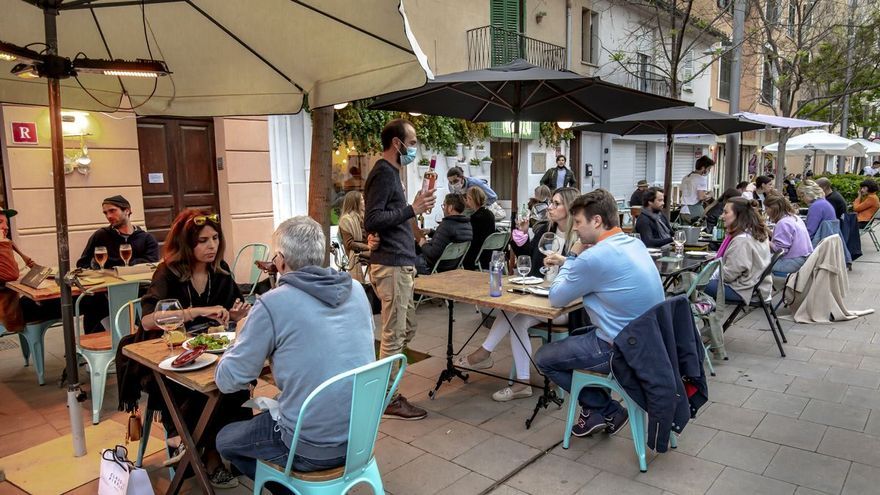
{"left": 765, "top": 195, "right": 813, "bottom": 275}
{"left": 797, "top": 180, "right": 836, "bottom": 237}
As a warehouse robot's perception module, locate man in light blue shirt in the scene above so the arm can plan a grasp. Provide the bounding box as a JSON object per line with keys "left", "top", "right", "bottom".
{"left": 447, "top": 166, "right": 498, "bottom": 204}
{"left": 536, "top": 188, "right": 664, "bottom": 437}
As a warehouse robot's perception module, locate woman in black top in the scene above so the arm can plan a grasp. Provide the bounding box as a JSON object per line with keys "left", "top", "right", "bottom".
{"left": 139, "top": 209, "right": 251, "bottom": 489}
{"left": 462, "top": 187, "right": 496, "bottom": 270}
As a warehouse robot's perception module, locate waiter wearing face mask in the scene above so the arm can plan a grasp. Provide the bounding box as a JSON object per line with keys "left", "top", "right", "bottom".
{"left": 446, "top": 166, "right": 498, "bottom": 205}
{"left": 363, "top": 118, "right": 436, "bottom": 421}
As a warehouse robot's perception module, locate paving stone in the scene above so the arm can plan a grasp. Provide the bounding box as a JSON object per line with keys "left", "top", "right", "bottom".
{"left": 809, "top": 350, "right": 863, "bottom": 369}
{"left": 706, "top": 467, "right": 796, "bottom": 495}
{"left": 575, "top": 471, "right": 662, "bottom": 495}
{"left": 764, "top": 344, "right": 815, "bottom": 362}
{"left": 865, "top": 409, "right": 880, "bottom": 437}
{"left": 697, "top": 431, "right": 779, "bottom": 474}
{"left": 799, "top": 336, "right": 846, "bottom": 352}
{"left": 825, "top": 366, "right": 880, "bottom": 389}
{"left": 752, "top": 414, "right": 827, "bottom": 451}
{"left": 374, "top": 435, "right": 426, "bottom": 474}
{"left": 743, "top": 389, "right": 809, "bottom": 418}
{"left": 706, "top": 381, "right": 756, "bottom": 407}
{"left": 637, "top": 450, "right": 724, "bottom": 495}
{"left": 435, "top": 472, "right": 495, "bottom": 495}
{"left": 800, "top": 399, "right": 870, "bottom": 431}
{"left": 828, "top": 328, "right": 875, "bottom": 343}
{"left": 774, "top": 360, "right": 830, "bottom": 380}
{"left": 379, "top": 411, "right": 453, "bottom": 443}
{"left": 842, "top": 462, "right": 880, "bottom": 495}
{"left": 506, "top": 454, "right": 598, "bottom": 495}
{"left": 443, "top": 395, "right": 517, "bottom": 426}
{"left": 480, "top": 403, "right": 561, "bottom": 443}
{"left": 859, "top": 355, "right": 880, "bottom": 372}
{"left": 843, "top": 341, "right": 880, "bottom": 358}
{"left": 453, "top": 434, "right": 540, "bottom": 481}
{"left": 793, "top": 488, "right": 828, "bottom": 495}
{"left": 489, "top": 486, "right": 528, "bottom": 495}
{"left": 383, "top": 453, "right": 470, "bottom": 495}
{"left": 785, "top": 377, "right": 847, "bottom": 403}
{"left": 694, "top": 402, "right": 766, "bottom": 436}
{"left": 817, "top": 426, "right": 880, "bottom": 468}
{"left": 666, "top": 423, "right": 718, "bottom": 457}
{"left": 734, "top": 369, "right": 794, "bottom": 392}
{"left": 410, "top": 420, "right": 494, "bottom": 460}
{"left": 764, "top": 446, "right": 851, "bottom": 494}
{"left": 576, "top": 435, "right": 657, "bottom": 478}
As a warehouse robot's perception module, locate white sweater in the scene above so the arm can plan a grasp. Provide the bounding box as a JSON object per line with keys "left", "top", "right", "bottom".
{"left": 722, "top": 232, "right": 772, "bottom": 302}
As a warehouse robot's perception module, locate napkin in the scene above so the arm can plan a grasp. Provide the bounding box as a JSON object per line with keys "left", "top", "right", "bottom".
{"left": 242, "top": 396, "right": 281, "bottom": 421}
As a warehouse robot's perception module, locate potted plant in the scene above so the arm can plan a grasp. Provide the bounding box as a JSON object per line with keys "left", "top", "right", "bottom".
{"left": 418, "top": 157, "right": 430, "bottom": 169}
{"left": 469, "top": 158, "right": 481, "bottom": 168}
{"left": 480, "top": 155, "right": 493, "bottom": 164}
{"left": 444, "top": 150, "right": 460, "bottom": 167}
{"left": 475, "top": 144, "right": 488, "bottom": 160}
{"left": 535, "top": 11, "right": 547, "bottom": 23}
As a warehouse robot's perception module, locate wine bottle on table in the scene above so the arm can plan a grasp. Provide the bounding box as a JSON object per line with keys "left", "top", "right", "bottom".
{"left": 422, "top": 155, "right": 438, "bottom": 213}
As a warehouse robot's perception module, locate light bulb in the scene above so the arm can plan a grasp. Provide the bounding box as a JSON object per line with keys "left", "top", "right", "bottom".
{"left": 557, "top": 121, "right": 573, "bottom": 129}
{"left": 333, "top": 102, "right": 349, "bottom": 110}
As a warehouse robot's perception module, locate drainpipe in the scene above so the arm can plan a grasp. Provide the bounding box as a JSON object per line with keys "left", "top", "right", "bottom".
{"left": 565, "top": 0, "right": 572, "bottom": 70}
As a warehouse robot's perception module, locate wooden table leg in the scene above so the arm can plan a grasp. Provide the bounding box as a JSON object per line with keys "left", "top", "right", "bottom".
{"left": 154, "top": 370, "right": 220, "bottom": 495}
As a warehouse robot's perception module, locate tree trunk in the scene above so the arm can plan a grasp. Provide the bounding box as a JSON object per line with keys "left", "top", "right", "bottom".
{"left": 308, "top": 106, "right": 334, "bottom": 265}
{"left": 776, "top": 129, "right": 788, "bottom": 188}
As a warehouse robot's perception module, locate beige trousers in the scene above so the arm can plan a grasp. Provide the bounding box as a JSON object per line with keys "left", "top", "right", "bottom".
{"left": 370, "top": 264, "right": 417, "bottom": 394}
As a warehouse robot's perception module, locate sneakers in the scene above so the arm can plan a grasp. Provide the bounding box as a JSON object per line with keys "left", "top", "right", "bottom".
{"left": 571, "top": 410, "right": 607, "bottom": 437}
{"left": 491, "top": 386, "right": 533, "bottom": 402}
{"left": 383, "top": 395, "right": 428, "bottom": 420}
{"left": 604, "top": 407, "right": 629, "bottom": 435}
{"left": 209, "top": 467, "right": 240, "bottom": 489}
{"left": 454, "top": 354, "right": 493, "bottom": 370}
{"left": 162, "top": 444, "right": 185, "bottom": 467}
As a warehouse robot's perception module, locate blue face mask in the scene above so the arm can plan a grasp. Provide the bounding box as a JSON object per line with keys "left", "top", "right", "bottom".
{"left": 396, "top": 140, "right": 418, "bottom": 166}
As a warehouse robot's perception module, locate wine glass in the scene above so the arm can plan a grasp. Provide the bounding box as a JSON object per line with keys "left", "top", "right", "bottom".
{"left": 537, "top": 232, "right": 562, "bottom": 275}
{"left": 516, "top": 255, "right": 532, "bottom": 292}
{"left": 673, "top": 231, "right": 686, "bottom": 258}
{"left": 93, "top": 246, "right": 108, "bottom": 271}
{"left": 155, "top": 299, "right": 184, "bottom": 356}
{"left": 119, "top": 243, "right": 133, "bottom": 266}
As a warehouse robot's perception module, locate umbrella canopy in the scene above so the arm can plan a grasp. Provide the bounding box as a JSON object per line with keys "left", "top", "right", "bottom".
{"left": 571, "top": 106, "right": 766, "bottom": 135}
{"left": 854, "top": 138, "right": 880, "bottom": 156}
{"left": 1, "top": 0, "right": 432, "bottom": 116}
{"left": 733, "top": 111, "right": 829, "bottom": 129}
{"left": 763, "top": 130, "right": 867, "bottom": 156}
{"left": 369, "top": 59, "right": 683, "bottom": 122}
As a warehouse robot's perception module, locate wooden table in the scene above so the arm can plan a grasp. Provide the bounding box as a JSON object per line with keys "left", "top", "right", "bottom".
{"left": 123, "top": 339, "right": 220, "bottom": 495}
{"left": 413, "top": 269, "right": 582, "bottom": 429}
{"left": 7, "top": 270, "right": 154, "bottom": 302}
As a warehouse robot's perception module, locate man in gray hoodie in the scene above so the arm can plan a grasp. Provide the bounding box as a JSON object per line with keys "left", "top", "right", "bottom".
{"left": 215, "top": 216, "right": 375, "bottom": 486}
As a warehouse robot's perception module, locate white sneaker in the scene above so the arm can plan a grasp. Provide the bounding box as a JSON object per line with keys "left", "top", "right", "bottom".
{"left": 492, "top": 386, "right": 533, "bottom": 402}
{"left": 454, "top": 355, "right": 493, "bottom": 370}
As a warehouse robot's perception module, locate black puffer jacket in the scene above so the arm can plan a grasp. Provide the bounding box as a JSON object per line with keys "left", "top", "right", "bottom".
{"left": 420, "top": 215, "right": 473, "bottom": 272}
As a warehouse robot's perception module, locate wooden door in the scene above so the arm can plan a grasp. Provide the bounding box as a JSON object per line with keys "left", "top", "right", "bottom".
{"left": 490, "top": 140, "right": 514, "bottom": 201}
{"left": 137, "top": 117, "right": 218, "bottom": 246}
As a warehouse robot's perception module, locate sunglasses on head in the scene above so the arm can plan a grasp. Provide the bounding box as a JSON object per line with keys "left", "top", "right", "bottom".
{"left": 189, "top": 213, "right": 220, "bottom": 226}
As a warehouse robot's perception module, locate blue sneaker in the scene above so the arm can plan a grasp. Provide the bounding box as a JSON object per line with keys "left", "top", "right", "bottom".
{"left": 604, "top": 407, "right": 629, "bottom": 435}
{"left": 571, "top": 410, "right": 607, "bottom": 437}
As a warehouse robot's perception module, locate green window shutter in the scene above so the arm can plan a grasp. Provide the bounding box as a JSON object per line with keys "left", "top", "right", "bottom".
{"left": 490, "top": 0, "right": 521, "bottom": 66}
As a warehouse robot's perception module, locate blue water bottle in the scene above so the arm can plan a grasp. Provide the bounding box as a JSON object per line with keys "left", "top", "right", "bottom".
{"left": 489, "top": 259, "right": 503, "bottom": 297}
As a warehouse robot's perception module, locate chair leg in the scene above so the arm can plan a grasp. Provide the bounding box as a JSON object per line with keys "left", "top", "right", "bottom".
{"left": 722, "top": 305, "right": 743, "bottom": 331}
{"left": 759, "top": 303, "right": 785, "bottom": 358}
{"left": 626, "top": 407, "right": 648, "bottom": 473}
{"left": 508, "top": 362, "right": 516, "bottom": 386}
{"left": 135, "top": 409, "right": 154, "bottom": 468}
{"left": 21, "top": 324, "right": 47, "bottom": 385}
{"left": 562, "top": 378, "right": 587, "bottom": 449}
{"left": 768, "top": 303, "right": 787, "bottom": 343}
{"left": 83, "top": 353, "right": 114, "bottom": 424}
{"left": 704, "top": 344, "right": 716, "bottom": 377}
{"left": 17, "top": 333, "right": 30, "bottom": 367}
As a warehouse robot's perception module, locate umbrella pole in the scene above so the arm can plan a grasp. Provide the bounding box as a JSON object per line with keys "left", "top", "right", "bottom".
{"left": 511, "top": 119, "right": 520, "bottom": 213}
{"left": 663, "top": 129, "right": 673, "bottom": 216}
{"left": 44, "top": 6, "right": 86, "bottom": 457}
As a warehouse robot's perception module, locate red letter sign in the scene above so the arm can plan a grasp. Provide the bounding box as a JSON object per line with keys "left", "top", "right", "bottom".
{"left": 11, "top": 122, "right": 38, "bottom": 144}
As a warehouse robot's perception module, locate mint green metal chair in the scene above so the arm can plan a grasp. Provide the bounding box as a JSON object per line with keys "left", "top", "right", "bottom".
{"left": 0, "top": 317, "right": 61, "bottom": 385}
{"left": 681, "top": 259, "right": 723, "bottom": 376}
{"left": 414, "top": 241, "right": 470, "bottom": 310}
{"left": 232, "top": 243, "right": 269, "bottom": 303}
{"left": 75, "top": 281, "right": 141, "bottom": 424}
{"left": 563, "top": 369, "right": 677, "bottom": 472}
{"left": 252, "top": 354, "right": 406, "bottom": 495}
{"left": 475, "top": 231, "right": 510, "bottom": 272}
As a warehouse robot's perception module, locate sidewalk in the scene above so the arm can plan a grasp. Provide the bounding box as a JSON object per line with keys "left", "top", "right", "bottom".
{"left": 1, "top": 239, "right": 880, "bottom": 494}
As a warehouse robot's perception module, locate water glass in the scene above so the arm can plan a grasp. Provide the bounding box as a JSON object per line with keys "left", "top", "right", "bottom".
{"left": 515, "top": 255, "right": 531, "bottom": 291}
{"left": 673, "top": 231, "right": 686, "bottom": 258}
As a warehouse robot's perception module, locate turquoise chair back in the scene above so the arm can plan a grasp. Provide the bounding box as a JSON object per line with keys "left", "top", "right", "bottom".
{"left": 475, "top": 231, "right": 510, "bottom": 271}
{"left": 114, "top": 297, "right": 142, "bottom": 340}
{"left": 684, "top": 259, "right": 720, "bottom": 298}
{"left": 107, "top": 282, "right": 142, "bottom": 349}
{"left": 430, "top": 241, "right": 471, "bottom": 273}
{"left": 254, "top": 354, "right": 406, "bottom": 494}
{"left": 232, "top": 243, "right": 269, "bottom": 290}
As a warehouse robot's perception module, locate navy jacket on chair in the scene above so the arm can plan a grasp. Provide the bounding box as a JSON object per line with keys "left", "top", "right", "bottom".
{"left": 610, "top": 295, "right": 708, "bottom": 453}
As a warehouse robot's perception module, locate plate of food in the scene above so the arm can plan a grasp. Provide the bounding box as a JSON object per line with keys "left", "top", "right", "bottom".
{"left": 508, "top": 276, "right": 544, "bottom": 285}
{"left": 686, "top": 251, "right": 717, "bottom": 259}
{"left": 158, "top": 348, "right": 218, "bottom": 372}
{"left": 528, "top": 286, "right": 550, "bottom": 297}
{"left": 183, "top": 332, "right": 236, "bottom": 354}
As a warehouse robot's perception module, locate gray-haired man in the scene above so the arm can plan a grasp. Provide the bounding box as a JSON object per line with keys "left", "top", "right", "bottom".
{"left": 216, "top": 216, "right": 375, "bottom": 485}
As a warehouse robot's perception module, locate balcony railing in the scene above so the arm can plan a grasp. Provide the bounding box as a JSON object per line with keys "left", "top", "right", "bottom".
{"left": 622, "top": 68, "right": 672, "bottom": 97}
{"left": 467, "top": 25, "right": 566, "bottom": 71}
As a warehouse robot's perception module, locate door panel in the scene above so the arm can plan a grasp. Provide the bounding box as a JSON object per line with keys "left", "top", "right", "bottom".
{"left": 490, "top": 140, "right": 514, "bottom": 201}
{"left": 137, "top": 118, "right": 218, "bottom": 247}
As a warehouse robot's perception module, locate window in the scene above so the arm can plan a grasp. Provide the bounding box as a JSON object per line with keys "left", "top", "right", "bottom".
{"left": 766, "top": 0, "right": 780, "bottom": 24}
{"left": 682, "top": 50, "right": 694, "bottom": 93}
{"left": 787, "top": 1, "right": 796, "bottom": 35}
{"left": 490, "top": 0, "right": 521, "bottom": 65}
{"left": 761, "top": 60, "right": 775, "bottom": 105}
{"left": 581, "top": 9, "right": 599, "bottom": 64}
{"left": 637, "top": 53, "right": 651, "bottom": 93}
{"left": 718, "top": 51, "right": 731, "bottom": 100}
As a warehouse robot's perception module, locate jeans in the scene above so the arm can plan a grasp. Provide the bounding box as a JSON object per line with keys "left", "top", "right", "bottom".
{"left": 704, "top": 279, "right": 744, "bottom": 303}
{"left": 772, "top": 255, "right": 807, "bottom": 277}
{"left": 534, "top": 329, "right": 622, "bottom": 417}
{"left": 217, "top": 412, "right": 346, "bottom": 495}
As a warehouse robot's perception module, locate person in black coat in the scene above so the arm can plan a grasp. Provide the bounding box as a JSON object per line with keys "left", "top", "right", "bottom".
{"left": 416, "top": 193, "right": 473, "bottom": 274}
{"left": 703, "top": 188, "right": 742, "bottom": 232}
{"left": 634, "top": 187, "right": 674, "bottom": 248}
{"left": 462, "top": 187, "right": 496, "bottom": 270}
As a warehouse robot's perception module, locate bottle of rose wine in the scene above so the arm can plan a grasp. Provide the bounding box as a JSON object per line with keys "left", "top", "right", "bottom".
{"left": 423, "top": 155, "right": 438, "bottom": 213}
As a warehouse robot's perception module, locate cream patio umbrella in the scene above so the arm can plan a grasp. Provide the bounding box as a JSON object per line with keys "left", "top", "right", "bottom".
{"left": 0, "top": 0, "right": 431, "bottom": 457}
{"left": 763, "top": 130, "right": 867, "bottom": 174}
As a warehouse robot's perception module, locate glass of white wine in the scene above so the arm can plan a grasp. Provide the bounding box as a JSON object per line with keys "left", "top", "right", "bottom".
{"left": 537, "top": 232, "right": 562, "bottom": 275}
{"left": 673, "top": 231, "right": 686, "bottom": 258}
{"left": 516, "top": 255, "right": 532, "bottom": 292}
{"left": 155, "top": 299, "right": 184, "bottom": 356}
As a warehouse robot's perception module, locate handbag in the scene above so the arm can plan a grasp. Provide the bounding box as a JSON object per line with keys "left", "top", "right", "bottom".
{"left": 98, "top": 445, "right": 154, "bottom": 495}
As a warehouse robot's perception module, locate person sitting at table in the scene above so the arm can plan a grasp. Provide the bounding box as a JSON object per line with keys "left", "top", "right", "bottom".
{"left": 634, "top": 187, "right": 673, "bottom": 248}
{"left": 853, "top": 179, "right": 880, "bottom": 228}
{"left": 703, "top": 188, "right": 741, "bottom": 233}
{"left": 784, "top": 178, "right": 800, "bottom": 205}
{"left": 216, "top": 216, "right": 375, "bottom": 492}
{"left": 415, "top": 193, "right": 473, "bottom": 275}
{"left": 138, "top": 208, "right": 252, "bottom": 489}
{"left": 815, "top": 178, "right": 846, "bottom": 219}
{"left": 705, "top": 197, "right": 772, "bottom": 304}
{"left": 0, "top": 208, "right": 61, "bottom": 332}
{"left": 629, "top": 179, "right": 649, "bottom": 209}
{"left": 797, "top": 180, "right": 836, "bottom": 237}
{"left": 76, "top": 195, "right": 160, "bottom": 334}
{"left": 534, "top": 189, "right": 665, "bottom": 436}
{"left": 754, "top": 175, "right": 774, "bottom": 208}
{"left": 528, "top": 185, "right": 552, "bottom": 227}
{"left": 455, "top": 187, "right": 581, "bottom": 402}
{"left": 764, "top": 195, "right": 813, "bottom": 276}
{"left": 462, "top": 187, "right": 495, "bottom": 270}
{"left": 338, "top": 191, "right": 370, "bottom": 283}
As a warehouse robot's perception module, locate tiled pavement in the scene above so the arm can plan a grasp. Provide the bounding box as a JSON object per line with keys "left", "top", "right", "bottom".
{"left": 3, "top": 240, "right": 880, "bottom": 494}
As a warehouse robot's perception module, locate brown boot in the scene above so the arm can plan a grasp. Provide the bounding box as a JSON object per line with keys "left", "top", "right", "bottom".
{"left": 382, "top": 395, "right": 428, "bottom": 420}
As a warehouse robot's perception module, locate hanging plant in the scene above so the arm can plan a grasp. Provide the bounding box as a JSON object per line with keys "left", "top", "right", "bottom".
{"left": 539, "top": 122, "right": 574, "bottom": 147}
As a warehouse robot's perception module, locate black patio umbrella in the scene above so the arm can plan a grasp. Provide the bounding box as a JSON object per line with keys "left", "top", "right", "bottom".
{"left": 369, "top": 59, "right": 685, "bottom": 206}
{"left": 573, "top": 106, "right": 765, "bottom": 211}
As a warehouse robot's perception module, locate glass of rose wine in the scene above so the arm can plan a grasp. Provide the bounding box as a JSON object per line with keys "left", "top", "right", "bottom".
{"left": 94, "top": 246, "right": 108, "bottom": 271}
{"left": 119, "top": 243, "right": 133, "bottom": 266}
{"left": 155, "top": 299, "right": 184, "bottom": 356}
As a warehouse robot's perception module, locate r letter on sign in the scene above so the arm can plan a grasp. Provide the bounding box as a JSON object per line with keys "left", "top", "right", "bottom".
{"left": 11, "top": 122, "right": 38, "bottom": 145}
